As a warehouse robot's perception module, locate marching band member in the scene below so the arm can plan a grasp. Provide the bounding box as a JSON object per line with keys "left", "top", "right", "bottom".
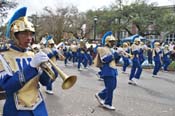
{"left": 77, "top": 39, "right": 88, "bottom": 70}
{"left": 171, "top": 45, "right": 175, "bottom": 60}
{"left": 94, "top": 43, "right": 104, "bottom": 81}
{"left": 94, "top": 31, "right": 120, "bottom": 110}
{"left": 162, "top": 45, "right": 171, "bottom": 72}
{"left": 63, "top": 41, "right": 71, "bottom": 66}
{"left": 121, "top": 42, "right": 130, "bottom": 73}
{"left": 41, "top": 37, "right": 59, "bottom": 95}
{"left": 0, "top": 42, "right": 11, "bottom": 52}
{"left": 152, "top": 42, "right": 162, "bottom": 77}
{"left": 86, "top": 45, "right": 93, "bottom": 66}
{"left": 0, "top": 7, "right": 58, "bottom": 116}
{"left": 139, "top": 41, "right": 147, "bottom": 65}
{"left": 169, "top": 42, "right": 175, "bottom": 51}
{"left": 128, "top": 37, "right": 142, "bottom": 85}
{"left": 39, "top": 33, "right": 49, "bottom": 49}
{"left": 70, "top": 41, "right": 78, "bottom": 65}
{"left": 147, "top": 42, "right": 153, "bottom": 64}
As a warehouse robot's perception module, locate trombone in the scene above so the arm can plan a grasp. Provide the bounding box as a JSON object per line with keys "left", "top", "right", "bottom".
{"left": 29, "top": 45, "right": 77, "bottom": 89}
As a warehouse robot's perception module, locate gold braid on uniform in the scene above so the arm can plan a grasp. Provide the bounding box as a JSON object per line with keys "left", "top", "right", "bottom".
{"left": 18, "top": 70, "right": 26, "bottom": 86}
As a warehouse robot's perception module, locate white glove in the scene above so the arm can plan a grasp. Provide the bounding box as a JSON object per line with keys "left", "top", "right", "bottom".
{"left": 30, "top": 51, "right": 49, "bottom": 68}
{"left": 52, "top": 47, "right": 58, "bottom": 52}
{"left": 52, "top": 48, "right": 62, "bottom": 55}
{"left": 116, "top": 47, "right": 123, "bottom": 53}
{"left": 110, "top": 48, "right": 115, "bottom": 54}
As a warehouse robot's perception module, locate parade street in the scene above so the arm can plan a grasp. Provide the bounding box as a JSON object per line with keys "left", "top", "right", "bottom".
{"left": 36, "top": 60, "right": 175, "bottom": 116}
{"left": 0, "top": 60, "right": 175, "bottom": 116}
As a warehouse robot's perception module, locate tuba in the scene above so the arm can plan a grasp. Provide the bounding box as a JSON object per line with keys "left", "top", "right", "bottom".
{"left": 29, "top": 45, "right": 77, "bottom": 89}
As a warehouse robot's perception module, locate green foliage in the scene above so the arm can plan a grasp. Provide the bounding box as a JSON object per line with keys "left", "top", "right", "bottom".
{"left": 168, "top": 61, "right": 175, "bottom": 71}
{"left": 85, "top": 0, "right": 175, "bottom": 38}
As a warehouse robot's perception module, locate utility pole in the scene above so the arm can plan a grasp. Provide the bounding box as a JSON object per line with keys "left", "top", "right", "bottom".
{"left": 93, "top": 16, "right": 98, "bottom": 41}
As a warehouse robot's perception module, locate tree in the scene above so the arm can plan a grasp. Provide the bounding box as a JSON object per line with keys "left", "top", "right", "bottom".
{"left": 0, "top": 0, "right": 18, "bottom": 26}
{"left": 28, "top": 14, "right": 40, "bottom": 43}
{"left": 0, "top": 0, "right": 17, "bottom": 38}
{"left": 28, "top": 5, "right": 86, "bottom": 43}
{"left": 111, "top": 0, "right": 175, "bottom": 37}
{"left": 85, "top": 0, "right": 175, "bottom": 39}
{"left": 86, "top": 8, "right": 115, "bottom": 39}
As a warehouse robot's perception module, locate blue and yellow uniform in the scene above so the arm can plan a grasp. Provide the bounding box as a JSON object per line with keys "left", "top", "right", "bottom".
{"left": 63, "top": 43, "right": 71, "bottom": 66}
{"left": 94, "top": 31, "right": 120, "bottom": 110}
{"left": 41, "top": 38, "right": 59, "bottom": 94}
{"left": 139, "top": 43, "right": 146, "bottom": 65}
{"left": 129, "top": 38, "right": 142, "bottom": 85}
{"left": 77, "top": 40, "right": 88, "bottom": 70}
{"left": 162, "top": 45, "right": 171, "bottom": 71}
{"left": 0, "top": 45, "right": 53, "bottom": 116}
{"left": 121, "top": 42, "right": 130, "bottom": 73}
{"left": 86, "top": 46, "right": 93, "bottom": 66}
{"left": 70, "top": 41, "right": 78, "bottom": 64}
{"left": 152, "top": 42, "right": 162, "bottom": 77}
{"left": 0, "top": 7, "right": 58, "bottom": 116}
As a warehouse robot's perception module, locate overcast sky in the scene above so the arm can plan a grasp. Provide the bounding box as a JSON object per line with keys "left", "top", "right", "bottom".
{"left": 6, "top": 0, "right": 173, "bottom": 19}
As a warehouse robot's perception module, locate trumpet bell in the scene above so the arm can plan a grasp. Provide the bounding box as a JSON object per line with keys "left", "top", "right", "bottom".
{"left": 29, "top": 44, "right": 77, "bottom": 89}
{"left": 62, "top": 75, "right": 77, "bottom": 89}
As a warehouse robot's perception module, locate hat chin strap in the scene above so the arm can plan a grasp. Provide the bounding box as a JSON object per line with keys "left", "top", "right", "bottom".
{"left": 135, "top": 42, "right": 140, "bottom": 45}
{"left": 106, "top": 43, "right": 113, "bottom": 48}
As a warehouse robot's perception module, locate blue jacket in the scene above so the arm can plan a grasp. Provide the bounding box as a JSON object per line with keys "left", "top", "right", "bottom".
{"left": 98, "top": 47, "right": 120, "bottom": 78}
{"left": 0, "top": 45, "right": 58, "bottom": 116}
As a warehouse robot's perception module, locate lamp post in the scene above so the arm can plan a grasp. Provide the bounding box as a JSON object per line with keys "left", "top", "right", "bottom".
{"left": 93, "top": 16, "right": 98, "bottom": 41}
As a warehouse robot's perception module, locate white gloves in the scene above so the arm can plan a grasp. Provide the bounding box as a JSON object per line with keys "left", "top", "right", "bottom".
{"left": 52, "top": 48, "right": 59, "bottom": 53}
{"left": 30, "top": 51, "right": 49, "bottom": 68}
{"left": 110, "top": 48, "right": 115, "bottom": 54}
{"left": 116, "top": 47, "right": 123, "bottom": 53}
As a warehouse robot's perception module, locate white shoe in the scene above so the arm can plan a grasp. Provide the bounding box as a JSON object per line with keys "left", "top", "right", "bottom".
{"left": 78, "top": 68, "right": 83, "bottom": 71}
{"left": 96, "top": 74, "right": 100, "bottom": 78}
{"left": 122, "top": 71, "right": 127, "bottom": 74}
{"left": 98, "top": 78, "right": 104, "bottom": 81}
{"left": 103, "top": 104, "right": 116, "bottom": 110}
{"left": 128, "top": 79, "right": 136, "bottom": 85}
{"left": 152, "top": 75, "right": 158, "bottom": 78}
{"left": 45, "top": 90, "right": 54, "bottom": 95}
{"left": 95, "top": 93, "right": 104, "bottom": 105}
{"left": 83, "top": 66, "right": 89, "bottom": 69}
{"left": 132, "top": 78, "right": 138, "bottom": 85}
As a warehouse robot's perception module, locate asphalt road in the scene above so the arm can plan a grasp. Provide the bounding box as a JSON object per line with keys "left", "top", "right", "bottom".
{"left": 0, "top": 60, "right": 175, "bottom": 116}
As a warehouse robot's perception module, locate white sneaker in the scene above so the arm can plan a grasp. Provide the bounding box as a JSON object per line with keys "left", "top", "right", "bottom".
{"left": 96, "top": 74, "right": 100, "bottom": 78}
{"left": 122, "top": 71, "right": 127, "bottom": 74}
{"left": 152, "top": 75, "right": 158, "bottom": 78}
{"left": 98, "top": 78, "right": 104, "bottom": 81}
{"left": 78, "top": 68, "right": 83, "bottom": 71}
{"left": 95, "top": 93, "right": 104, "bottom": 105}
{"left": 45, "top": 90, "right": 54, "bottom": 95}
{"left": 84, "top": 67, "right": 89, "bottom": 69}
{"left": 132, "top": 78, "right": 138, "bottom": 85}
{"left": 128, "top": 79, "right": 136, "bottom": 85}
{"left": 103, "top": 104, "right": 116, "bottom": 110}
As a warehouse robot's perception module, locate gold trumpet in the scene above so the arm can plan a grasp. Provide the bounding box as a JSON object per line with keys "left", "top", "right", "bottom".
{"left": 47, "top": 59, "right": 77, "bottom": 89}
{"left": 120, "top": 50, "right": 133, "bottom": 59}
{"left": 29, "top": 45, "right": 77, "bottom": 89}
